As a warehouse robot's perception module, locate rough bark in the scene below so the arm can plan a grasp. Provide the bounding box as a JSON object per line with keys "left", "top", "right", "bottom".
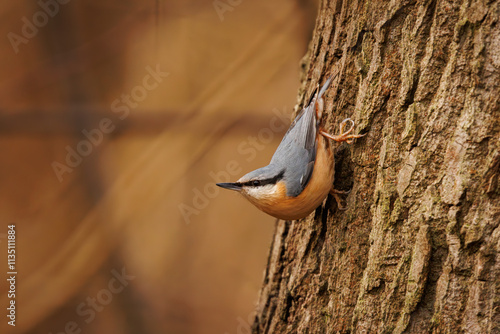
{"left": 252, "top": 0, "right": 500, "bottom": 333}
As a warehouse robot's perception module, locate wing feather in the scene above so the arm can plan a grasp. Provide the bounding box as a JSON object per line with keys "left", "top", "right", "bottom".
{"left": 269, "top": 76, "right": 333, "bottom": 197}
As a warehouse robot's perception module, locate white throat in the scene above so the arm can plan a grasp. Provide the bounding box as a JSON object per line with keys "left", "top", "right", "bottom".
{"left": 242, "top": 184, "right": 279, "bottom": 201}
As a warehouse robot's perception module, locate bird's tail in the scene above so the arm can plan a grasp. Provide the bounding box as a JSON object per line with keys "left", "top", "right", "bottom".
{"left": 305, "top": 73, "right": 336, "bottom": 107}
{"left": 318, "top": 74, "right": 334, "bottom": 99}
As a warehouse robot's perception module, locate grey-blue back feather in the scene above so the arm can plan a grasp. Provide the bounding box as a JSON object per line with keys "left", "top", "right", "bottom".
{"left": 269, "top": 102, "right": 317, "bottom": 196}
{"left": 269, "top": 76, "right": 333, "bottom": 197}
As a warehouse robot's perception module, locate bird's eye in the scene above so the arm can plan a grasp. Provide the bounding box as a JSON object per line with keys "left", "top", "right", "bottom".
{"left": 252, "top": 180, "right": 261, "bottom": 187}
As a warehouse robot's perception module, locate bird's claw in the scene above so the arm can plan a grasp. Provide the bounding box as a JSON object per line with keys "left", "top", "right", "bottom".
{"left": 330, "top": 188, "right": 350, "bottom": 210}
{"left": 320, "top": 118, "right": 366, "bottom": 144}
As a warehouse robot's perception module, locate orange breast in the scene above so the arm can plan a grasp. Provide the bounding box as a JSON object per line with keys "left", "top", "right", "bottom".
{"left": 248, "top": 136, "right": 334, "bottom": 220}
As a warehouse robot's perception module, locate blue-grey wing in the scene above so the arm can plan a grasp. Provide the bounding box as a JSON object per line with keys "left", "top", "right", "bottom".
{"left": 270, "top": 103, "right": 317, "bottom": 197}
{"left": 269, "top": 76, "right": 333, "bottom": 197}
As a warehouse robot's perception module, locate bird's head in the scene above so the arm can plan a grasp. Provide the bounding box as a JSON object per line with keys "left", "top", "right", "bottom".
{"left": 216, "top": 165, "right": 286, "bottom": 204}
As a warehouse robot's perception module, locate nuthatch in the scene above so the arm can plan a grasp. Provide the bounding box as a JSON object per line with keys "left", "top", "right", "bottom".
{"left": 217, "top": 75, "right": 364, "bottom": 220}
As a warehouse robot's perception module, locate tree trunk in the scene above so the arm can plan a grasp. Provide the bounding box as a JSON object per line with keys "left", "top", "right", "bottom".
{"left": 252, "top": 0, "right": 500, "bottom": 333}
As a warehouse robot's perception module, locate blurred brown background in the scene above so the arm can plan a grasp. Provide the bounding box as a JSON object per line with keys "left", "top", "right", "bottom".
{"left": 0, "top": 1, "right": 317, "bottom": 333}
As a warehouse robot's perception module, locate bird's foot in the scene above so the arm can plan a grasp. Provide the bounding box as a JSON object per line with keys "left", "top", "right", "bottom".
{"left": 320, "top": 118, "right": 365, "bottom": 144}
{"left": 330, "top": 188, "right": 351, "bottom": 210}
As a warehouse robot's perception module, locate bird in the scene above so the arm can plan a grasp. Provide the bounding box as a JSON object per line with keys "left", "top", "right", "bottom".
{"left": 216, "top": 75, "right": 365, "bottom": 220}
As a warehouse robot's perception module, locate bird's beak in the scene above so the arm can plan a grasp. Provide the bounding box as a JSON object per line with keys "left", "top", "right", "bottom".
{"left": 216, "top": 182, "right": 242, "bottom": 192}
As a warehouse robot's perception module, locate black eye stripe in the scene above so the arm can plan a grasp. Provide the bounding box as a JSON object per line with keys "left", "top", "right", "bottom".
{"left": 243, "top": 169, "right": 285, "bottom": 187}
